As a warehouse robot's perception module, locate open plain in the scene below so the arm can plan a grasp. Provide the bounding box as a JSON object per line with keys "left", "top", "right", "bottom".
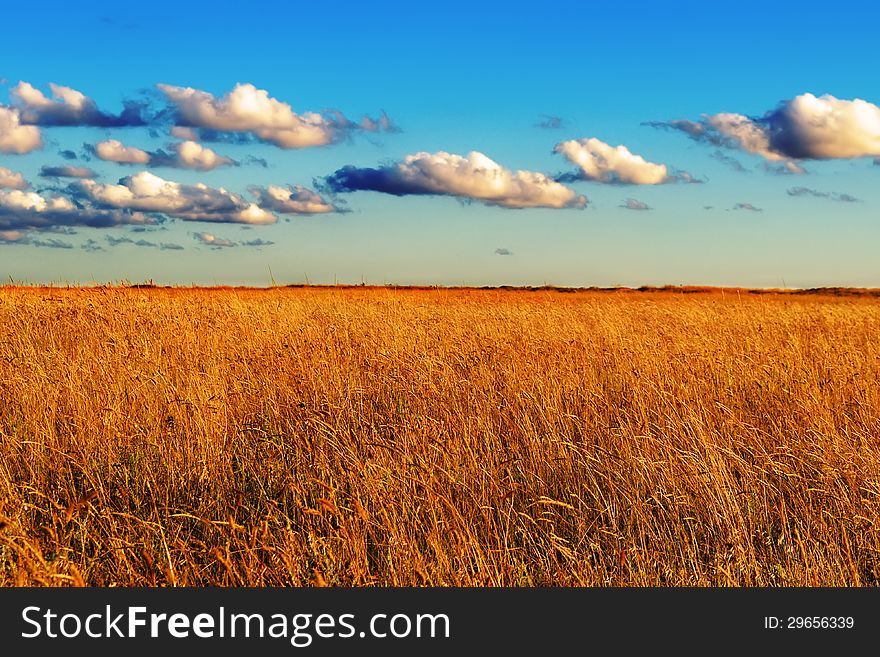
{"left": 1, "top": 286, "right": 879, "bottom": 586}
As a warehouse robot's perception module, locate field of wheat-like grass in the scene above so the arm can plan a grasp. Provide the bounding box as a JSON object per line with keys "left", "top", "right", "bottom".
{"left": 0, "top": 286, "right": 878, "bottom": 586}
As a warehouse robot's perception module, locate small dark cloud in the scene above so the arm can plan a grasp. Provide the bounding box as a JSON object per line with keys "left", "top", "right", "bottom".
{"left": 241, "top": 155, "right": 269, "bottom": 169}
{"left": 732, "top": 202, "right": 762, "bottom": 212}
{"left": 763, "top": 161, "right": 807, "bottom": 175}
{"left": 620, "top": 198, "right": 651, "bottom": 211}
{"left": 106, "top": 235, "right": 171, "bottom": 248}
{"left": 160, "top": 242, "right": 184, "bottom": 251}
{"left": 193, "top": 232, "right": 236, "bottom": 248}
{"left": 0, "top": 230, "right": 74, "bottom": 247}
{"left": 358, "top": 110, "right": 401, "bottom": 134}
{"left": 8, "top": 236, "right": 77, "bottom": 249}
{"left": 787, "top": 187, "right": 861, "bottom": 202}
{"left": 710, "top": 150, "right": 748, "bottom": 173}
{"left": 191, "top": 232, "right": 273, "bottom": 249}
{"left": 40, "top": 165, "right": 98, "bottom": 179}
{"left": 39, "top": 225, "right": 77, "bottom": 235}
{"left": 787, "top": 186, "right": 824, "bottom": 198}
{"left": 535, "top": 115, "right": 565, "bottom": 130}
{"left": 106, "top": 235, "right": 136, "bottom": 246}
{"left": 644, "top": 119, "right": 722, "bottom": 144}
{"left": 874, "top": 158, "right": 880, "bottom": 167}
{"left": 59, "top": 150, "right": 78, "bottom": 161}
{"left": 81, "top": 238, "right": 103, "bottom": 252}
{"left": 194, "top": 129, "right": 258, "bottom": 145}
{"left": 494, "top": 247, "right": 513, "bottom": 256}
{"left": 703, "top": 205, "right": 714, "bottom": 210}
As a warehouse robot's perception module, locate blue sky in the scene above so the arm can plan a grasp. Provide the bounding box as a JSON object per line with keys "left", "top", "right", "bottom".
{"left": 1, "top": 0, "right": 878, "bottom": 287}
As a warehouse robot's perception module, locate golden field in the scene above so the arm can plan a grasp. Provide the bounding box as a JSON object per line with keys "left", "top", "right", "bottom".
{"left": 0, "top": 285, "right": 879, "bottom": 586}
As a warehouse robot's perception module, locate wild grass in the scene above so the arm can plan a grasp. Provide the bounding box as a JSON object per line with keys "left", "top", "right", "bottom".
{"left": 0, "top": 286, "right": 878, "bottom": 586}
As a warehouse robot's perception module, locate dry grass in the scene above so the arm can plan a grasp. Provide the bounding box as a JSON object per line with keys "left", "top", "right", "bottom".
{"left": 0, "top": 286, "right": 879, "bottom": 586}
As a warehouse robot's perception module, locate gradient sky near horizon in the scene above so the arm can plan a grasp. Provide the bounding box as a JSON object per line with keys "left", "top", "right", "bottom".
{"left": 1, "top": 0, "right": 878, "bottom": 287}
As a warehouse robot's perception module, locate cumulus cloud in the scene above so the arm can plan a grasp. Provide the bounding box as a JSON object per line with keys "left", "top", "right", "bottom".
{"left": 620, "top": 198, "right": 651, "bottom": 210}
{"left": 157, "top": 83, "right": 396, "bottom": 148}
{"left": 59, "top": 149, "right": 78, "bottom": 160}
{"left": 91, "top": 138, "right": 234, "bottom": 171}
{"left": 250, "top": 185, "right": 339, "bottom": 214}
{"left": 0, "top": 188, "right": 146, "bottom": 232}
{"left": 324, "top": 150, "right": 586, "bottom": 209}
{"left": 787, "top": 186, "right": 861, "bottom": 202}
{"left": 554, "top": 138, "right": 696, "bottom": 185}
{"left": 93, "top": 139, "right": 151, "bottom": 164}
{"left": 494, "top": 247, "right": 513, "bottom": 256}
{"left": 171, "top": 140, "right": 234, "bottom": 170}
{"left": 80, "top": 171, "right": 276, "bottom": 224}
{"left": 40, "top": 165, "right": 98, "bottom": 179}
{"left": 10, "top": 81, "right": 147, "bottom": 127}
{"left": 732, "top": 202, "right": 762, "bottom": 212}
{"left": 0, "top": 167, "right": 28, "bottom": 189}
{"left": 0, "top": 107, "right": 42, "bottom": 153}
{"left": 648, "top": 93, "right": 880, "bottom": 165}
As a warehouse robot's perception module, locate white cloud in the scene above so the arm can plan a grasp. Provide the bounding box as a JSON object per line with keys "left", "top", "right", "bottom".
{"left": 10, "top": 81, "right": 146, "bottom": 127}
{"left": 158, "top": 83, "right": 337, "bottom": 148}
{"left": 771, "top": 93, "right": 880, "bottom": 159}
{"left": 653, "top": 93, "right": 880, "bottom": 162}
{"left": 95, "top": 139, "right": 151, "bottom": 164}
{"left": 0, "top": 188, "right": 146, "bottom": 231}
{"left": 0, "top": 167, "right": 28, "bottom": 189}
{"left": 0, "top": 107, "right": 42, "bottom": 154}
{"left": 93, "top": 138, "right": 233, "bottom": 170}
{"left": 251, "top": 185, "right": 338, "bottom": 214}
{"left": 554, "top": 138, "right": 685, "bottom": 185}
{"left": 325, "top": 151, "right": 586, "bottom": 209}
{"left": 81, "top": 171, "right": 276, "bottom": 224}
{"left": 174, "top": 140, "right": 233, "bottom": 171}
{"left": 158, "top": 82, "right": 394, "bottom": 149}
